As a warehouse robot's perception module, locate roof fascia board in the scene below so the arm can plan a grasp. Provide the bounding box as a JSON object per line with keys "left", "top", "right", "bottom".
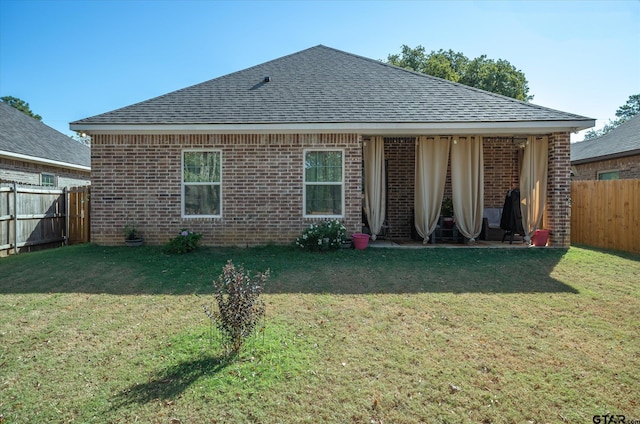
{"left": 0, "top": 150, "right": 91, "bottom": 172}
{"left": 71, "top": 120, "right": 594, "bottom": 135}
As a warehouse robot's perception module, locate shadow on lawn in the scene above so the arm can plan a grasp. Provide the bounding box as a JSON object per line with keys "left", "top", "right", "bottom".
{"left": 0, "top": 244, "right": 580, "bottom": 295}
{"left": 110, "top": 355, "right": 230, "bottom": 409}
{"left": 264, "top": 248, "right": 580, "bottom": 295}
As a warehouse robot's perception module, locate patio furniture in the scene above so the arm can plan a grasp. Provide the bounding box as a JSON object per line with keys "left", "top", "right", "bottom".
{"left": 480, "top": 207, "right": 504, "bottom": 241}
{"left": 500, "top": 189, "right": 526, "bottom": 244}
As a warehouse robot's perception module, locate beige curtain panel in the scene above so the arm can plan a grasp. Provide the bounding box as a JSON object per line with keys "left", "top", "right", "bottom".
{"left": 363, "top": 136, "right": 386, "bottom": 241}
{"left": 451, "top": 135, "right": 484, "bottom": 242}
{"left": 414, "top": 136, "right": 450, "bottom": 243}
{"left": 519, "top": 135, "right": 548, "bottom": 241}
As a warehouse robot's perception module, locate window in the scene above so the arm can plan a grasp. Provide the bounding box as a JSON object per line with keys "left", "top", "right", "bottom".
{"left": 182, "top": 150, "right": 221, "bottom": 217}
{"left": 41, "top": 173, "right": 55, "bottom": 187}
{"left": 597, "top": 170, "right": 620, "bottom": 180}
{"left": 304, "top": 149, "right": 344, "bottom": 217}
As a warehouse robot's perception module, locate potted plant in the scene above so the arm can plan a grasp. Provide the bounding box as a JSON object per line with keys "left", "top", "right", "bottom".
{"left": 123, "top": 223, "right": 143, "bottom": 246}
{"left": 441, "top": 197, "right": 455, "bottom": 229}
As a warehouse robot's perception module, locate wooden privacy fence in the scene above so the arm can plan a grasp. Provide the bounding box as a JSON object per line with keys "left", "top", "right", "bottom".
{"left": 68, "top": 186, "right": 91, "bottom": 245}
{"left": 0, "top": 183, "right": 90, "bottom": 256}
{"left": 571, "top": 180, "right": 640, "bottom": 255}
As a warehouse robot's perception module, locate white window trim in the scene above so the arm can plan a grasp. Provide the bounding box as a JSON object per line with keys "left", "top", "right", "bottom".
{"left": 303, "top": 148, "right": 345, "bottom": 218}
{"left": 597, "top": 169, "right": 620, "bottom": 180}
{"left": 41, "top": 173, "right": 56, "bottom": 187}
{"left": 181, "top": 149, "right": 222, "bottom": 218}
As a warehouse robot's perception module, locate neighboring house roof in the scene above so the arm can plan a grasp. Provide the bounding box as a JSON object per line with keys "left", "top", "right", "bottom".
{"left": 571, "top": 114, "right": 640, "bottom": 164}
{"left": 71, "top": 45, "right": 594, "bottom": 135}
{"left": 0, "top": 102, "right": 90, "bottom": 171}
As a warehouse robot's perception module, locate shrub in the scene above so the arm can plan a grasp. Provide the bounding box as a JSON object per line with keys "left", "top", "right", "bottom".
{"left": 203, "top": 260, "right": 269, "bottom": 355}
{"left": 295, "top": 219, "right": 346, "bottom": 251}
{"left": 123, "top": 223, "right": 141, "bottom": 240}
{"left": 165, "top": 228, "right": 203, "bottom": 254}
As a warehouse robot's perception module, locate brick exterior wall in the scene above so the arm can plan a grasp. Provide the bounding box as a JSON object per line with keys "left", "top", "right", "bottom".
{"left": 92, "top": 132, "right": 571, "bottom": 247}
{"left": 546, "top": 132, "right": 571, "bottom": 247}
{"left": 384, "top": 138, "right": 415, "bottom": 239}
{"left": 482, "top": 137, "right": 521, "bottom": 208}
{"left": 572, "top": 153, "right": 640, "bottom": 180}
{"left": 0, "top": 157, "right": 90, "bottom": 188}
{"left": 90, "top": 133, "right": 362, "bottom": 246}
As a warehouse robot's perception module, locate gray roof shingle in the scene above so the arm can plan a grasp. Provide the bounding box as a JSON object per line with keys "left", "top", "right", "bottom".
{"left": 571, "top": 114, "right": 640, "bottom": 164}
{"left": 72, "top": 45, "right": 592, "bottom": 127}
{"left": 0, "top": 101, "right": 90, "bottom": 168}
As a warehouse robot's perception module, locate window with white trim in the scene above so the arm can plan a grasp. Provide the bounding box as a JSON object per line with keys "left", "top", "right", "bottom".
{"left": 182, "top": 150, "right": 221, "bottom": 217}
{"left": 41, "top": 173, "right": 55, "bottom": 187}
{"left": 597, "top": 170, "right": 619, "bottom": 180}
{"left": 303, "top": 149, "right": 344, "bottom": 217}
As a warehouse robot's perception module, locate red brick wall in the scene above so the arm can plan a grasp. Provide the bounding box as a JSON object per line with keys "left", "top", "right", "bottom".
{"left": 572, "top": 154, "right": 640, "bottom": 180}
{"left": 483, "top": 137, "right": 521, "bottom": 207}
{"left": 384, "top": 138, "right": 415, "bottom": 239}
{"left": 92, "top": 132, "right": 571, "bottom": 246}
{"left": 547, "top": 132, "right": 571, "bottom": 247}
{"left": 90, "top": 133, "right": 362, "bottom": 246}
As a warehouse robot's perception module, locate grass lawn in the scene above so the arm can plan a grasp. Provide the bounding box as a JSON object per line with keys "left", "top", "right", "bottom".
{"left": 1, "top": 244, "right": 639, "bottom": 423}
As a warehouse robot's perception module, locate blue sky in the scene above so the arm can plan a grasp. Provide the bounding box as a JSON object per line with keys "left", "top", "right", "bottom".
{"left": 1, "top": 0, "right": 638, "bottom": 142}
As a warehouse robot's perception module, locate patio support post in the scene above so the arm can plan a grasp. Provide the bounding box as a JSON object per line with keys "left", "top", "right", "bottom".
{"left": 546, "top": 132, "right": 571, "bottom": 247}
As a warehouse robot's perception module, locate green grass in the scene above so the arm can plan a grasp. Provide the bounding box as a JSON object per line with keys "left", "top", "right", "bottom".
{"left": 1, "top": 244, "right": 639, "bottom": 423}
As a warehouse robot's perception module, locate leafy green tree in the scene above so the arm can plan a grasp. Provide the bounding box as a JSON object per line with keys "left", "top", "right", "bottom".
{"left": 386, "top": 45, "right": 532, "bottom": 101}
{"left": 615, "top": 94, "right": 640, "bottom": 121}
{"left": 1, "top": 96, "right": 42, "bottom": 121}
{"left": 387, "top": 45, "right": 429, "bottom": 75}
{"left": 583, "top": 93, "right": 639, "bottom": 140}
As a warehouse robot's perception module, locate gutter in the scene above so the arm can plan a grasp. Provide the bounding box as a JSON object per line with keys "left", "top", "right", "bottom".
{"left": 70, "top": 120, "right": 595, "bottom": 136}
{"left": 0, "top": 150, "right": 91, "bottom": 172}
{"left": 571, "top": 148, "right": 640, "bottom": 165}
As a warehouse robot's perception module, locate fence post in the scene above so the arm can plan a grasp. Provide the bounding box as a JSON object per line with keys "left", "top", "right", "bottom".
{"left": 12, "top": 182, "right": 18, "bottom": 255}
{"left": 64, "top": 187, "right": 69, "bottom": 246}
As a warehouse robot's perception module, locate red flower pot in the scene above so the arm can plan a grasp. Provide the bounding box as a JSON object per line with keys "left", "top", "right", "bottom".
{"left": 352, "top": 233, "right": 370, "bottom": 250}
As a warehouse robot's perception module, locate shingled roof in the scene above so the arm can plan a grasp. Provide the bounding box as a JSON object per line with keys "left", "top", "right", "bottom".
{"left": 1, "top": 101, "right": 90, "bottom": 170}
{"left": 571, "top": 114, "right": 640, "bottom": 164}
{"left": 71, "top": 45, "right": 594, "bottom": 135}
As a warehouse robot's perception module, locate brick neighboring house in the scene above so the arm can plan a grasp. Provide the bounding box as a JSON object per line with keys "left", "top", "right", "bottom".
{"left": 71, "top": 45, "right": 594, "bottom": 247}
{"left": 571, "top": 114, "right": 640, "bottom": 180}
{"left": 0, "top": 101, "right": 90, "bottom": 187}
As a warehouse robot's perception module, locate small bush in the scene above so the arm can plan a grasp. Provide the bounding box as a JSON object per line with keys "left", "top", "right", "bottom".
{"left": 295, "top": 219, "right": 346, "bottom": 251}
{"left": 203, "top": 260, "right": 269, "bottom": 355}
{"left": 123, "top": 223, "right": 141, "bottom": 240}
{"left": 166, "top": 228, "right": 203, "bottom": 254}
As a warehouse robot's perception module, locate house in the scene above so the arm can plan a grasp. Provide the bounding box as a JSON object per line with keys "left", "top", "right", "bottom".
{"left": 70, "top": 45, "right": 594, "bottom": 247}
{"left": 571, "top": 114, "right": 640, "bottom": 180}
{"left": 0, "top": 101, "right": 90, "bottom": 187}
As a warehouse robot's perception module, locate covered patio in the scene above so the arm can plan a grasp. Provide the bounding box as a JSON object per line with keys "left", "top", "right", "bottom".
{"left": 361, "top": 133, "right": 561, "bottom": 247}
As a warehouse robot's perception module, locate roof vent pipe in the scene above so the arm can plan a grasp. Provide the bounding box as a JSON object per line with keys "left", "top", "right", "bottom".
{"left": 264, "top": 76, "right": 271, "bottom": 82}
